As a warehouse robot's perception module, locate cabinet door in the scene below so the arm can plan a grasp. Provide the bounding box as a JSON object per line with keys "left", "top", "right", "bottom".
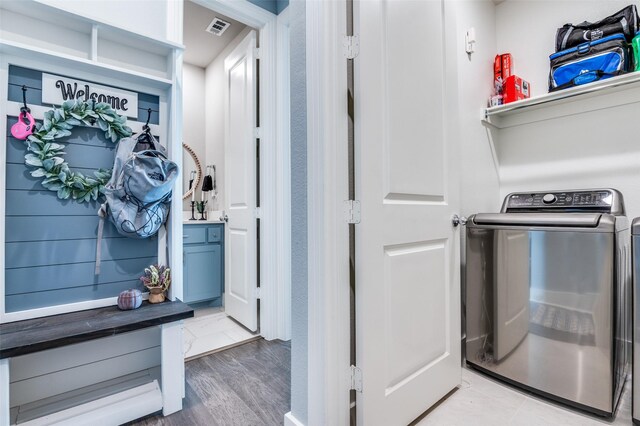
{"left": 183, "top": 244, "right": 222, "bottom": 304}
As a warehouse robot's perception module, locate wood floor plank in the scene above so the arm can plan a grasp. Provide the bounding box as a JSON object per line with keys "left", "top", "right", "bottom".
{"left": 188, "top": 357, "right": 265, "bottom": 425}
{"left": 209, "top": 340, "right": 291, "bottom": 424}
{"left": 127, "top": 339, "right": 291, "bottom": 426}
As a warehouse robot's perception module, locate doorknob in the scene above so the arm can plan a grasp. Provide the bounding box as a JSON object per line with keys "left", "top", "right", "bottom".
{"left": 220, "top": 214, "right": 229, "bottom": 223}
{"left": 452, "top": 214, "right": 467, "bottom": 227}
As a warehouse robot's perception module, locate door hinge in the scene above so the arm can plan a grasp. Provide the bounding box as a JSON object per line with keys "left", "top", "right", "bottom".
{"left": 254, "top": 207, "right": 261, "bottom": 219}
{"left": 344, "top": 200, "right": 361, "bottom": 224}
{"left": 343, "top": 35, "right": 359, "bottom": 59}
{"left": 254, "top": 47, "right": 260, "bottom": 59}
{"left": 350, "top": 365, "right": 363, "bottom": 392}
{"left": 255, "top": 287, "right": 261, "bottom": 299}
{"left": 254, "top": 127, "right": 262, "bottom": 138}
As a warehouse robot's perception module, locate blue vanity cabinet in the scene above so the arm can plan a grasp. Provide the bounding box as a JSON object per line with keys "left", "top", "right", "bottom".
{"left": 183, "top": 224, "right": 224, "bottom": 304}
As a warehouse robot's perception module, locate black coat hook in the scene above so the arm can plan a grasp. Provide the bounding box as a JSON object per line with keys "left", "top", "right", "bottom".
{"left": 21, "top": 85, "right": 30, "bottom": 116}
{"left": 88, "top": 99, "right": 97, "bottom": 125}
{"left": 143, "top": 108, "right": 152, "bottom": 132}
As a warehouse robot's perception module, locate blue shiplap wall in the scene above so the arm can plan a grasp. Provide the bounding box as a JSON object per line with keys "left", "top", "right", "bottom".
{"left": 5, "top": 65, "right": 160, "bottom": 312}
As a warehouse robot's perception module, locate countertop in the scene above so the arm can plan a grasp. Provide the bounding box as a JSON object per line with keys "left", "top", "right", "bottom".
{"left": 182, "top": 210, "right": 224, "bottom": 224}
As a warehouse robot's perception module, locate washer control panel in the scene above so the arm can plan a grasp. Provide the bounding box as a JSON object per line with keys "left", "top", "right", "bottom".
{"left": 505, "top": 190, "right": 614, "bottom": 211}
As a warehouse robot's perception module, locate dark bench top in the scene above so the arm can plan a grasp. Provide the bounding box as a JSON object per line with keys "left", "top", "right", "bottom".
{"left": 0, "top": 300, "right": 194, "bottom": 359}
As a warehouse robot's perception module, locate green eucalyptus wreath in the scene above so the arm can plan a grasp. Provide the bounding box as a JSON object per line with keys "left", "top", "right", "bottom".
{"left": 24, "top": 99, "right": 132, "bottom": 203}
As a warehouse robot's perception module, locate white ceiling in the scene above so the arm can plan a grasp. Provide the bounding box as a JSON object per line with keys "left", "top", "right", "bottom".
{"left": 183, "top": 0, "right": 247, "bottom": 68}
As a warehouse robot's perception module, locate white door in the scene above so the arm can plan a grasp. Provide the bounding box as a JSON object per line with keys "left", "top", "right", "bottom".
{"left": 355, "top": 1, "right": 461, "bottom": 424}
{"left": 224, "top": 30, "right": 258, "bottom": 332}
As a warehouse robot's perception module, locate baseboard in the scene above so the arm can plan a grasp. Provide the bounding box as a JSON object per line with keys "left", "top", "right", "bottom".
{"left": 284, "top": 411, "right": 305, "bottom": 426}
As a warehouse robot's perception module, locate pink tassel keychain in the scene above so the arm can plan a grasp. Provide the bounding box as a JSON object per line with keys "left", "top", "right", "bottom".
{"left": 11, "top": 85, "right": 34, "bottom": 140}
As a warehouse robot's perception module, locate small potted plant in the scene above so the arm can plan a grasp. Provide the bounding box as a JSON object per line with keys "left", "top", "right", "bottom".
{"left": 140, "top": 264, "right": 171, "bottom": 303}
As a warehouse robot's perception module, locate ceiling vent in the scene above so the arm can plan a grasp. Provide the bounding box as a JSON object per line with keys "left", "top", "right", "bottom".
{"left": 206, "top": 17, "right": 231, "bottom": 36}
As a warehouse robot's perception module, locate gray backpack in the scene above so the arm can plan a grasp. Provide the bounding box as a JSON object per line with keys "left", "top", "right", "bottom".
{"left": 95, "top": 133, "right": 178, "bottom": 274}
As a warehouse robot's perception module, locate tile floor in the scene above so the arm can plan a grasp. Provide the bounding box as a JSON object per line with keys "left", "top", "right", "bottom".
{"left": 416, "top": 367, "right": 632, "bottom": 426}
{"left": 183, "top": 306, "right": 258, "bottom": 359}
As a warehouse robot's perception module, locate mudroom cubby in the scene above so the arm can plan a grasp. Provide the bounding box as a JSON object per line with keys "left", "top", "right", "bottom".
{"left": 0, "top": 0, "right": 184, "bottom": 420}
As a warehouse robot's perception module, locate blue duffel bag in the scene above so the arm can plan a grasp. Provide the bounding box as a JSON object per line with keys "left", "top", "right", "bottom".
{"left": 549, "top": 33, "right": 632, "bottom": 92}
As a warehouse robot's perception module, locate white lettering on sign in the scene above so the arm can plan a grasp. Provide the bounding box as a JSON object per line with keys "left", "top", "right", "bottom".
{"left": 42, "top": 73, "right": 138, "bottom": 119}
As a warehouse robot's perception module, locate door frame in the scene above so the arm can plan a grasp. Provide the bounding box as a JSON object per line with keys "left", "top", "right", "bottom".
{"left": 301, "top": 0, "right": 464, "bottom": 424}
{"left": 184, "top": 0, "right": 291, "bottom": 341}
{"left": 300, "top": 1, "right": 352, "bottom": 425}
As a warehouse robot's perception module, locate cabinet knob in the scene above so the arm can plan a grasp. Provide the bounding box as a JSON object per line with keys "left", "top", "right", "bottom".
{"left": 221, "top": 214, "right": 229, "bottom": 223}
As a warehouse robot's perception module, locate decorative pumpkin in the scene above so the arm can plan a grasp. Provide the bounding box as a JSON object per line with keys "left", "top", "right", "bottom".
{"left": 117, "top": 288, "right": 143, "bottom": 310}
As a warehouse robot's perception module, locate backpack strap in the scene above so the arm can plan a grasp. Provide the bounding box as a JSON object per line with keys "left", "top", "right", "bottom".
{"left": 95, "top": 203, "right": 108, "bottom": 275}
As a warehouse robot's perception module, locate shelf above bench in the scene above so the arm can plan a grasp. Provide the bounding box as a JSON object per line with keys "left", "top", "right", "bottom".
{"left": 483, "top": 72, "right": 640, "bottom": 129}
{"left": 0, "top": 301, "right": 194, "bottom": 359}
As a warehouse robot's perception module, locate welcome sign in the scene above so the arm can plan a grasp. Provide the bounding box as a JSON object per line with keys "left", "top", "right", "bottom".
{"left": 42, "top": 73, "right": 138, "bottom": 119}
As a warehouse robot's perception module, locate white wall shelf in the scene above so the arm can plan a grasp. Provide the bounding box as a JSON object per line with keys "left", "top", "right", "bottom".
{"left": 483, "top": 72, "right": 640, "bottom": 129}
{"left": 0, "top": 39, "right": 173, "bottom": 90}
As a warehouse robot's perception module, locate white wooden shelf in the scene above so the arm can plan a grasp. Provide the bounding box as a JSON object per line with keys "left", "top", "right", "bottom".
{"left": 483, "top": 72, "right": 640, "bottom": 129}
{"left": 0, "top": 39, "right": 174, "bottom": 89}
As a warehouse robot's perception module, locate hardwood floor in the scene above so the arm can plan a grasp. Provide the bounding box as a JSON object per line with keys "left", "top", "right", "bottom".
{"left": 127, "top": 339, "right": 291, "bottom": 426}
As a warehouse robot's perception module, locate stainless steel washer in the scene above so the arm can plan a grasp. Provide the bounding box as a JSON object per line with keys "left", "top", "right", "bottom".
{"left": 633, "top": 218, "right": 640, "bottom": 425}
{"left": 465, "top": 189, "right": 630, "bottom": 417}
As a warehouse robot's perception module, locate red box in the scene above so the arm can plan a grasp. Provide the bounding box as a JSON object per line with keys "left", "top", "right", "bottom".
{"left": 503, "top": 75, "right": 531, "bottom": 104}
{"left": 494, "top": 53, "right": 513, "bottom": 93}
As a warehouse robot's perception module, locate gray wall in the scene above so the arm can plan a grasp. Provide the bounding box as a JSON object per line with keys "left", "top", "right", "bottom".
{"left": 289, "top": 0, "right": 307, "bottom": 422}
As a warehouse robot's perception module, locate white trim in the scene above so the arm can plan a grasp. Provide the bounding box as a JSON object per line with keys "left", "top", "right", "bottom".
{"left": 165, "top": 0, "right": 184, "bottom": 45}
{"left": 0, "top": 51, "right": 170, "bottom": 97}
{"left": 28, "top": 0, "right": 184, "bottom": 49}
{"left": 191, "top": 0, "right": 291, "bottom": 341}
{"left": 168, "top": 47, "right": 184, "bottom": 303}
{"left": 306, "top": 1, "right": 351, "bottom": 425}
{"left": 275, "top": 6, "right": 292, "bottom": 340}
{"left": 161, "top": 321, "right": 184, "bottom": 416}
{"left": 0, "top": 57, "right": 7, "bottom": 326}
{"left": 284, "top": 411, "right": 305, "bottom": 426}
{"left": 90, "top": 24, "right": 98, "bottom": 62}
{"left": 5, "top": 102, "right": 160, "bottom": 135}
{"left": 257, "top": 15, "right": 279, "bottom": 341}
{"left": 4, "top": 298, "right": 116, "bottom": 324}
{"left": 17, "top": 380, "right": 163, "bottom": 426}
{"left": 1, "top": 359, "right": 9, "bottom": 426}
{"left": 0, "top": 39, "right": 173, "bottom": 89}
